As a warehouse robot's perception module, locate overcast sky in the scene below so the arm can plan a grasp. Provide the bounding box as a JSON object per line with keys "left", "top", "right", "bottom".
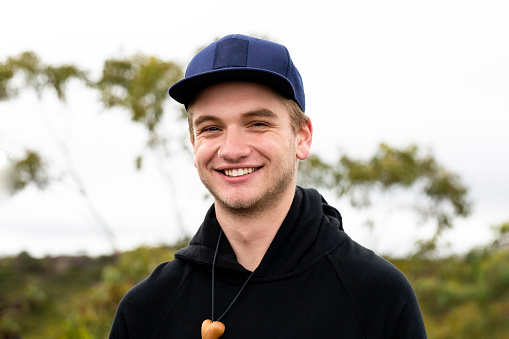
{"left": 1, "top": 0, "right": 508, "bottom": 257}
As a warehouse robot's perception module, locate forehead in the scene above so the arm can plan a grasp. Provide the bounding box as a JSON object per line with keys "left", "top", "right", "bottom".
{"left": 189, "top": 81, "right": 287, "bottom": 121}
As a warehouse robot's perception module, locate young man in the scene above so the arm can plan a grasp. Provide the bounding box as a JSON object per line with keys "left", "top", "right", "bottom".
{"left": 110, "top": 34, "right": 426, "bottom": 338}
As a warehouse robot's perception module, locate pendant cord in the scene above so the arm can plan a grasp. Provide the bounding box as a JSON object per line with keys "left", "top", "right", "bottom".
{"left": 211, "top": 229, "right": 222, "bottom": 321}
{"left": 211, "top": 229, "right": 255, "bottom": 323}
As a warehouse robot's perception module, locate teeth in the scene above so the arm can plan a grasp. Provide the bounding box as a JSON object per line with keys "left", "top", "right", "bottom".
{"left": 224, "top": 167, "right": 256, "bottom": 177}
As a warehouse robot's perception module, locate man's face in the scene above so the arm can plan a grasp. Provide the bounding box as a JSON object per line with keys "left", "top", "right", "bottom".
{"left": 189, "top": 81, "right": 312, "bottom": 215}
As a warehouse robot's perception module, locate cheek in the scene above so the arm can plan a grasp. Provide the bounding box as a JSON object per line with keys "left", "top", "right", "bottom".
{"left": 253, "top": 137, "right": 293, "bottom": 159}
{"left": 193, "top": 140, "right": 216, "bottom": 166}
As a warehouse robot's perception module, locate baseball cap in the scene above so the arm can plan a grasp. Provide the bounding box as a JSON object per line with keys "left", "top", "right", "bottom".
{"left": 168, "top": 34, "right": 305, "bottom": 112}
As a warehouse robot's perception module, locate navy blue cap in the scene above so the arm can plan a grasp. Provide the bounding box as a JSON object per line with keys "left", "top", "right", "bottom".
{"left": 168, "top": 34, "right": 305, "bottom": 112}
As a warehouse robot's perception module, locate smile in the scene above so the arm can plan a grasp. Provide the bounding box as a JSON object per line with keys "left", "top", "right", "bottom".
{"left": 222, "top": 167, "right": 259, "bottom": 177}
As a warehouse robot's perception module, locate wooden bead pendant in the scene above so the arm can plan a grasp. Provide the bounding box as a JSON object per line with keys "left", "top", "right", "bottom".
{"left": 201, "top": 319, "right": 225, "bottom": 339}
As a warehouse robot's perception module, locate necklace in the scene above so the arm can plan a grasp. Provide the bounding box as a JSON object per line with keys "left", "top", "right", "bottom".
{"left": 201, "top": 229, "right": 255, "bottom": 339}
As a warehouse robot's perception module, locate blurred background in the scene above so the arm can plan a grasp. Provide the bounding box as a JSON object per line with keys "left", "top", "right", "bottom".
{"left": 1, "top": 0, "right": 508, "bottom": 337}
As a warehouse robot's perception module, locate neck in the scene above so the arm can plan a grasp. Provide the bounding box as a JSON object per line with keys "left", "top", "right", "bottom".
{"left": 215, "top": 188, "right": 295, "bottom": 272}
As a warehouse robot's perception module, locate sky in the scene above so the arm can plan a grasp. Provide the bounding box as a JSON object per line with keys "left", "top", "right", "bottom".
{"left": 1, "top": 0, "right": 508, "bottom": 258}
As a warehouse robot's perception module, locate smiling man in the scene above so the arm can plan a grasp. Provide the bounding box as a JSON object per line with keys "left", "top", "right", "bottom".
{"left": 188, "top": 81, "right": 312, "bottom": 272}
{"left": 110, "top": 34, "right": 426, "bottom": 338}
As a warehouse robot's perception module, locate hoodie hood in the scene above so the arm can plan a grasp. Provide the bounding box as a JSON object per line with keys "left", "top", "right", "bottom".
{"left": 175, "top": 187, "right": 343, "bottom": 278}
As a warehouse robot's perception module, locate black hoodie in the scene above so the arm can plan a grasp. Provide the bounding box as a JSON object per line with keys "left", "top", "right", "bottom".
{"left": 110, "top": 187, "right": 426, "bottom": 338}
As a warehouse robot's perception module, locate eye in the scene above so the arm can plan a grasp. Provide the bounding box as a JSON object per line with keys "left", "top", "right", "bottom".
{"left": 197, "top": 125, "right": 221, "bottom": 136}
{"left": 201, "top": 125, "right": 222, "bottom": 132}
{"left": 250, "top": 121, "right": 270, "bottom": 128}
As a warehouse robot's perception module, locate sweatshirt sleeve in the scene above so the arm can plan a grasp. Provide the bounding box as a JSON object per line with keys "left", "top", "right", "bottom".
{"left": 394, "top": 299, "right": 427, "bottom": 339}
{"left": 109, "top": 306, "right": 129, "bottom": 338}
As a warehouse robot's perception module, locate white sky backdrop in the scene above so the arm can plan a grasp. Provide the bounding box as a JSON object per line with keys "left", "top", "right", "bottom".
{"left": 1, "top": 0, "right": 508, "bottom": 257}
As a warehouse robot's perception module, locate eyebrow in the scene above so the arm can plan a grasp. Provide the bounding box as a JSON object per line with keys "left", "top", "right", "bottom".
{"left": 242, "top": 109, "right": 278, "bottom": 120}
{"left": 193, "top": 114, "right": 221, "bottom": 128}
{"left": 193, "top": 109, "right": 279, "bottom": 128}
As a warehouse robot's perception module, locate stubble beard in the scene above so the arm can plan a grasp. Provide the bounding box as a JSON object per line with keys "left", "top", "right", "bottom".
{"left": 197, "top": 151, "right": 297, "bottom": 218}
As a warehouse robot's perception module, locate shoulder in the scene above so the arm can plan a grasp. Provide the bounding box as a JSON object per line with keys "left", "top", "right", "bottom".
{"left": 327, "top": 231, "right": 412, "bottom": 294}
{"left": 110, "top": 258, "right": 193, "bottom": 338}
{"left": 327, "top": 232, "right": 426, "bottom": 338}
{"left": 121, "top": 258, "right": 192, "bottom": 311}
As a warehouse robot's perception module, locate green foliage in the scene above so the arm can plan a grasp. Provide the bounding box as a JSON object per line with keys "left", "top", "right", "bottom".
{"left": 391, "top": 221, "right": 509, "bottom": 338}
{"left": 299, "top": 143, "right": 471, "bottom": 254}
{"left": 0, "top": 51, "right": 87, "bottom": 196}
{"left": 1, "top": 51, "right": 187, "bottom": 201}
{"left": 1, "top": 234, "right": 509, "bottom": 338}
{"left": 0, "top": 252, "right": 116, "bottom": 339}
{"left": 0, "top": 51, "right": 86, "bottom": 101}
{"left": 54, "top": 245, "right": 179, "bottom": 338}
{"left": 0, "top": 63, "right": 14, "bottom": 100}
{"left": 389, "top": 253, "right": 509, "bottom": 338}
{"left": 491, "top": 220, "right": 509, "bottom": 250}
{"left": 4, "top": 150, "right": 49, "bottom": 194}
{"left": 95, "top": 55, "right": 183, "bottom": 132}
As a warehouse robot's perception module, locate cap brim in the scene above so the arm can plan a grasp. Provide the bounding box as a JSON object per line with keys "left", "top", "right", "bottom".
{"left": 168, "top": 68, "right": 296, "bottom": 107}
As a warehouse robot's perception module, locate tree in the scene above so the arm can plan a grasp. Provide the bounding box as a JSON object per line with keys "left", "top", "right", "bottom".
{"left": 95, "top": 55, "right": 188, "bottom": 237}
{"left": 0, "top": 51, "right": 83, "bottom": 195}
{"left": 298, "top": 143, "right": 471, "bottom": 255}
{"left": 0, "top": 51, "right": 186, "bottom": 253}
{"left": 0, "top": 150, "right": 49, "bottom": 195}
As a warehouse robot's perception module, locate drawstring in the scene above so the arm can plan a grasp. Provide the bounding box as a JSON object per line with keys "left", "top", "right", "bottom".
{"left": 211, "top": 229, "right": 255, "bottom": 322}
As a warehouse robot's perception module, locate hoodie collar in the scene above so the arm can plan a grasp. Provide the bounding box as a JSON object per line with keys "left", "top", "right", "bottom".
{"left": 175, "top": 187, "right": 343, "bottom": 277}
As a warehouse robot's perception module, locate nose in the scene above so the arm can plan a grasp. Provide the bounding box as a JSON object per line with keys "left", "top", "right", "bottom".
{"left": 217, "top": 128, "right": 251, "bottom": 162}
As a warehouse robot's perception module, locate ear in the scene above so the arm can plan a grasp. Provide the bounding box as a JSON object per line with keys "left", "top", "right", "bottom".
{"left": 296, "top": 119, "right": 313, "bottom": 160}
{"left": 190, "top": 134, "right": 197, "bottom": 167}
